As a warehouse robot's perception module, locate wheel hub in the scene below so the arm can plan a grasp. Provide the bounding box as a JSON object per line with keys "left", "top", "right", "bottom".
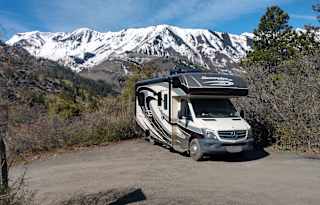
{"left": 191, "top": 143, "right": 198, "bottom": 154}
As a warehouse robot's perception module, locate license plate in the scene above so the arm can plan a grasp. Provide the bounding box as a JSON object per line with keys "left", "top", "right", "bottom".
{"left": 226, "top": 146, "right": 243, "bottom": 153}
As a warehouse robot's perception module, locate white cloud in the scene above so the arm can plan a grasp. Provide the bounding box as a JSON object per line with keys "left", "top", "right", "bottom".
{"left": 291, "top": 14, "right": 317, "bottom": 20}
{"left": 153, "top": 0, "right": 295, "bottom": 25}
{"left": 32, "top": 0, "right": 156, "bottom": 32}
{"left": 30, "top": 0, "right": 297, "bottom": 32}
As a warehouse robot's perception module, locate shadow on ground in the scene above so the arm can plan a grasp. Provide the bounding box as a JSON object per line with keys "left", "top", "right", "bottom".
{"left": 203, "top": 147, "right": 270, "bottom": 162}
{"left": 111, "top": 188, "right": 146, "bottom": 205}
{"left": 59, "top": 187, "right": 146, "bottom": 205}
{"left": 159, "top": 142, "right": 270, "bottom": 162}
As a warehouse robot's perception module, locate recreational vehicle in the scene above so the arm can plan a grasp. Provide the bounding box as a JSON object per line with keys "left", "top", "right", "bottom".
{"left": 135, "top": 69, "right": 254, "bottom": 161}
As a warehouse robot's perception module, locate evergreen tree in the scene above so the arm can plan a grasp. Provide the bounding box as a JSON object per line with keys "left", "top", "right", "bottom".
{"left": 245, "top": 5, "right": 319, "bottom": 66}
{"left": 245, "top": 6, "right": 292, "bottom": 66}
{"left": 253, "top": 6, "right": 290, "bottom": 50}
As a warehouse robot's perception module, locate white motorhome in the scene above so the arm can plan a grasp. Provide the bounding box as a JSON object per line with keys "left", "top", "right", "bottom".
{"left": 135, "top": 69, "right": 253, "bottom": 161}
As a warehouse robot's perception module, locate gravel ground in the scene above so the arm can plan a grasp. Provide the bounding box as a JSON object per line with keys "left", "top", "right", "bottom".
{"left": 11, "top": 139, "right": 320, "bottom": 205}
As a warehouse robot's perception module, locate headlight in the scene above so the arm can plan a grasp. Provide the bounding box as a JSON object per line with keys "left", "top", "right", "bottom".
{"left": 202, "top": 129, "right": 218, "bottom": 140}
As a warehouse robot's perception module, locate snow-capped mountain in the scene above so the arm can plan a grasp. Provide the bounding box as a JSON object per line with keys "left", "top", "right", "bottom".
{"left": 7, "top": 25, "right": 253, "bottom": 72}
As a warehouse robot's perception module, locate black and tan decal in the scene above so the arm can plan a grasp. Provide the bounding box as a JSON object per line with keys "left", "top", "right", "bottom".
{"left": 136, "top": 86, "right": 172, "bottom": 145}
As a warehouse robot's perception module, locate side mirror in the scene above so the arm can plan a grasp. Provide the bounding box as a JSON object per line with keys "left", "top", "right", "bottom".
{"left": 240, "top": 110, "right": 245, "bottom": 118}
{"left": 178, "top": 110, "right": 182, "bottom": 119}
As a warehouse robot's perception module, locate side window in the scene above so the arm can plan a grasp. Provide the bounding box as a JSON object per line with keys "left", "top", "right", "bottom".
{"left": 157, "top": 92, "right": 162, "bottom": 106}
{"left": 185, "top": 104, "right": 191, "bottom": 118}
{"left": 137, "top": 93, "right": 145, "bottom": 106}
{"left": 163, "top": 94, "right": 168, "bottom": 110}
{"left": 180, "top": 100, "right": 186, "bottom": 116}
{"left": 180, "top": 99, "right": 192, "bottom": 119}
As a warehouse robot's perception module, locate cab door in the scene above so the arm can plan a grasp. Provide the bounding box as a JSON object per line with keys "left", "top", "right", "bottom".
{"left": 174, "top": 99, "right": 193, "bottom": 151}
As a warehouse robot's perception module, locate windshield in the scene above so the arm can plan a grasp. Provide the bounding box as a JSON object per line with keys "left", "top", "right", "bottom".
{"left": 191, "top": 98, "right": 239, "bottom": 118}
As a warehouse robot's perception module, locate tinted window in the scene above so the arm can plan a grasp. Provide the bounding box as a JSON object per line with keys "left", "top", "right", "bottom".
{"left": 137, "top": 93, "right": 145, "bottom": 106}
{"left": 164, "top": 94, "right": 168, "bottom": 110}
{"left": 191, "top": 98, "right": 239, "bottom": 118}
{"left": 180, "top": 99, "right": 192, "bottom": 119}
{"left": 157, "top": 92, "right": 162, "bottom": 106}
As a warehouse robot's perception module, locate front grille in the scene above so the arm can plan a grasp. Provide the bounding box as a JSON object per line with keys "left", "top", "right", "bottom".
{"left": 218, "top": 130, "right": 247, "bottom": 140}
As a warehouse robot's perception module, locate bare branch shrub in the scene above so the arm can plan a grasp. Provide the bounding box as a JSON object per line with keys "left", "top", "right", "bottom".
{"left": 236, "top": 54, "right": 320, "bottom": 152}
{"left": 0, "top": 169, "right": 36, "bottom": 205}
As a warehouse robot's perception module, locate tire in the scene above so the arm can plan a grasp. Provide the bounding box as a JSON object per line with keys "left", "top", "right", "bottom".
{"left": 169, "top": 146, "right": 175, "bottom": 153}
{"left": 148, "top": 136, "right": 157, "bottom": 145}
{"left": 145, "top": 131, "right": 159, "bottom": 145}
{"left": 189, "top": 138, "right": 203, "bottom": 161}
{"left": 144, "top": 130, "right": 150, "bottom": 141}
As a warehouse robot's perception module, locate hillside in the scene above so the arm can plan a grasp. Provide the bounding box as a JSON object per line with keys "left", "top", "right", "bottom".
{"left": 0, "top": 42, "right": 116, "bottom": 105}
{"left": 0, "top": 42, "right": 138, "bottom": 157}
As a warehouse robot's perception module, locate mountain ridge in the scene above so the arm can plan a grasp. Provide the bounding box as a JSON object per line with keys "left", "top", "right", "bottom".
{"left": 7, "top": 25, "right": 253, "bottom": 72}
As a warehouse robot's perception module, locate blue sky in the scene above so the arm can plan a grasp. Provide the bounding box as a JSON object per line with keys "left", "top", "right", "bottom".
{"left": 0, "top": 0, "right": 319, "bottom": 40}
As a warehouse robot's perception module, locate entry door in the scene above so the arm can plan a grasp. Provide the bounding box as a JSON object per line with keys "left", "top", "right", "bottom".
{"left": 161, "top": 90, "right": 169, "bottom": 120}
{"left": 158, "top": 90, "right": 172, "bottom": 142}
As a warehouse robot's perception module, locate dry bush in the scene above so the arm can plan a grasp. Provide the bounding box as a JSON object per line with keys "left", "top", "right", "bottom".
{"left": 7, "top": 97, "right": 140, "bottom": 156}
{"left": 236, "top": 54, "right": 320, "bottom": 152}
{"left": 64, "top": 98, "right": 138, "bottom": 147}
{"left": 0, "top": 171, "right": 36, "bottom": 205}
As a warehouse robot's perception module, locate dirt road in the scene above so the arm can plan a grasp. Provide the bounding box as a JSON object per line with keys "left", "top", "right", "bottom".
{"left": 12, "top": 139, "right": 320, "bottom": 205}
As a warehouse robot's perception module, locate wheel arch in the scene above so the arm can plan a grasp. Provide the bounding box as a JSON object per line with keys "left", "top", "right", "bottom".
{"left": 188, "top": 133, "right": 203, "bottom": 148}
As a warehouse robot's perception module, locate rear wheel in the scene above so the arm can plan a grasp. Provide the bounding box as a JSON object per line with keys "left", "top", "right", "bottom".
{"left": 144, "top": 130, "right": 150, "bottom": 141}
{"left": 145, "top": 131, "right": 159, "bottom": 145}
{"left": 148, "top": 136, "right": 157, "bottom": 145}
{"left": 189, "top": 138, "right": 203, "bottom": 161}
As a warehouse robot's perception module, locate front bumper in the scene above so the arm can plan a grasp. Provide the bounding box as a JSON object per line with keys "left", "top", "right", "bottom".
{"left": 198, "top": 138, "right": 254, "bottom": 154}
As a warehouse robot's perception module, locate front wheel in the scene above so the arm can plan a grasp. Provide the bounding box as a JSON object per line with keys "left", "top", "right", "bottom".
{"left": 189, "top": 138, "right": 203, "bottom": 161}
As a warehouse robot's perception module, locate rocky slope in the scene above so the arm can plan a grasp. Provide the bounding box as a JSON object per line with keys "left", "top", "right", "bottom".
{"left": 7, "top": 25, "right": 253, "bottom": 72}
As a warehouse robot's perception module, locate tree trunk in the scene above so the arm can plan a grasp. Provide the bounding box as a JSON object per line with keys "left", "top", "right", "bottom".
{"left": 0, "top": 105, "right": 8, "bottom": 192}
